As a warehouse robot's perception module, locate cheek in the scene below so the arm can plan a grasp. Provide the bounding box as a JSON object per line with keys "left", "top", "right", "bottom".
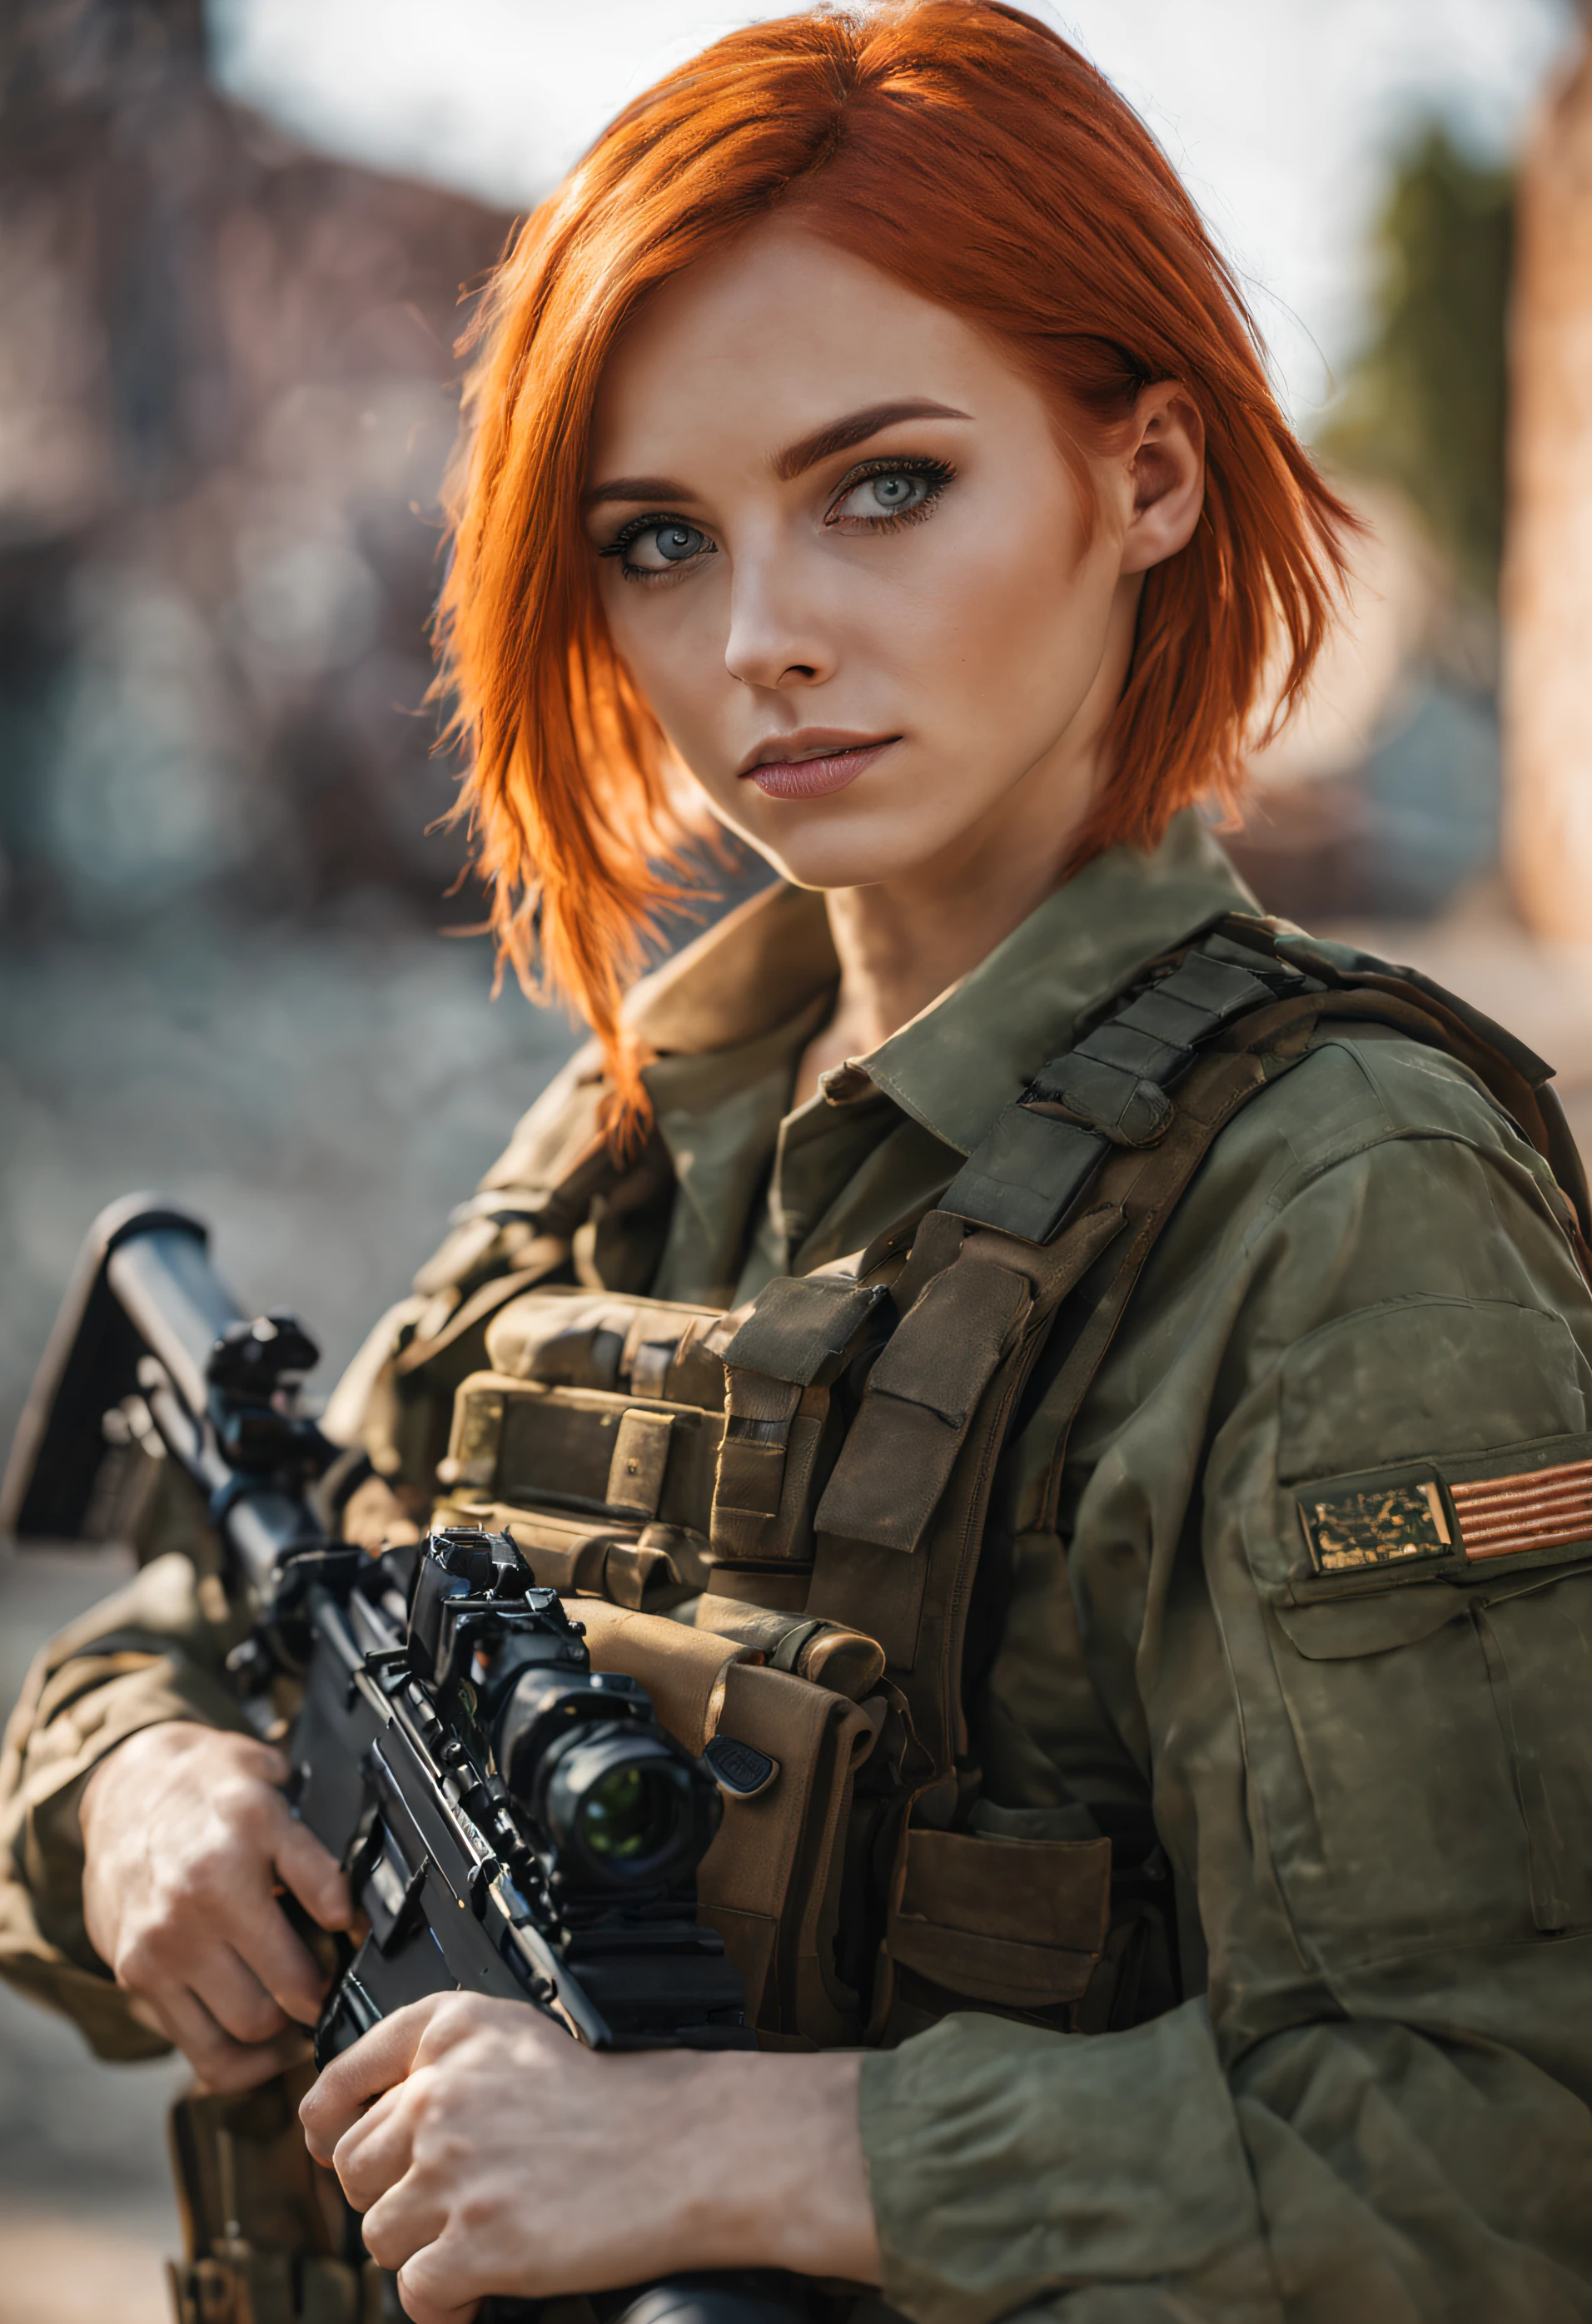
{"left": 599, "top": 574, "right": 730, "bottom": 757}
{"left": 894, "top": 487, "right": 1103, "bottom": 709}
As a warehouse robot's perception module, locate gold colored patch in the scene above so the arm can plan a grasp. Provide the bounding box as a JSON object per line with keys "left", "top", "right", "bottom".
{"left": 1300, "top": 1480, "right": 1451, "bottom": 1575}
{"left": 1450, "top": 1457, "right": 1592, "bottom": 1561}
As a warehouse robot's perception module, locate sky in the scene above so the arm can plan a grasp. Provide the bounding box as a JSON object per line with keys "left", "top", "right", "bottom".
{"left": 208, "top": 0, "right": 1577, "bottom": 425}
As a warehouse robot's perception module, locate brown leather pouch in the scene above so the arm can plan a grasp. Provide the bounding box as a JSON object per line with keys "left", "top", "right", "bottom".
{"left": 574, "top": 1601, "right": 879, "bottom": 2045}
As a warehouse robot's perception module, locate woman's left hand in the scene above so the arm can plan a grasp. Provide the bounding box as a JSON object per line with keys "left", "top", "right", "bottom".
{"left": 299, "top": 1993, "right": 881, "bottom": 2324}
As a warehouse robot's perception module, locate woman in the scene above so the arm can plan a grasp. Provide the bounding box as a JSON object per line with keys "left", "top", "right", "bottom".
{"left": 6, "top": 7, "right": 1592, "bottom": 2322}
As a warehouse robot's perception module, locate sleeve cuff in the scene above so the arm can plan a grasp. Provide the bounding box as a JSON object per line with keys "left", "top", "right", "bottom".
{"left": 858, "top": 2003, "right": 1281, "bottom": 2324}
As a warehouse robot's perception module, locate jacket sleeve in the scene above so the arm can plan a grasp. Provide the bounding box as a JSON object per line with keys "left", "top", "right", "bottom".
{"left": 858, "top": 1050, "right": 1592, "bottom": 2322}
{"left": 0, "top": 1549, "right": 250, "bottom": 2057}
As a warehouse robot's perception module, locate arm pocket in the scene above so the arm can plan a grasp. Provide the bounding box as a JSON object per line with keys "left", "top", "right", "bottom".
{"left": 1264, "top": 1577, "right": 1592, "bottom": 1955}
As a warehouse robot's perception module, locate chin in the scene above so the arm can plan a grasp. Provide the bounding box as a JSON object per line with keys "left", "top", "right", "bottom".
{"left": 722, "top": 787, "right": 978, "bottom": 894}
{"left": 731, "top": 823, "right": 953, "bottom": 894}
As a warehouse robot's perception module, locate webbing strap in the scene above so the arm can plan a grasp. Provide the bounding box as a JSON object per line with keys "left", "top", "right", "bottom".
{"left": 825, "top": 988, "right": 1327, "bottom": 1787}
{"left": 939, "top": 931, "right": 1323, "bottom": 1244}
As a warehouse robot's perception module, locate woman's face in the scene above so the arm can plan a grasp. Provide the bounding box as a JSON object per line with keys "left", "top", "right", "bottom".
{"left": 585, "top": 222, "right": 1201, "bottom": 893}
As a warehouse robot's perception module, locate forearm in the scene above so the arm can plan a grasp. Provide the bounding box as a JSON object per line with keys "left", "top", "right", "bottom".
{"left": 0, "top": 1551, "right": 249, "bottom": 2050}
{"left": 644, "top": 2048, "right": 878, "bottom": 2282}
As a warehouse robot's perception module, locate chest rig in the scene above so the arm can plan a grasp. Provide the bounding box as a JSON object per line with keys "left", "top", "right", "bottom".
{"left": 428, "top": 913, "right": 1590, "bottom": 2048}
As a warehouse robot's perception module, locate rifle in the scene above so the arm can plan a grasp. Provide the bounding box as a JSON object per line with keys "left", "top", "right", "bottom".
{"left": 2, "top": 1196, "right": 813, "bottom": 2324}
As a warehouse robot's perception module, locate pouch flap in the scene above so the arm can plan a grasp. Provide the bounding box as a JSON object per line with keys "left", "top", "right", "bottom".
{"left": 486, "top": 1289, "right": 634, "bottom": 1390}
{"left": 720, "top": 1275, "right": 889, "bottom": 1388}
{"left": 606, "top": 1408, "right": 674, "bottom": 1518}
{"left": 888, "top": 1826, "right": 1111, "bottom": 2008}
{"left": 696, "top": 1661, "right": 878, "bottom": 2037}
{"left": 1271, "top": 1588, "right": 1468, "bottom": 1660}
{"left": 575, "top": 1600, "right": 759, "bottom": 1758}
{"left": 487, "top": 1288, "right": 729, "bottom": 1410}
{"left": 816, "top": 1259, "right": 1031, "bottom": 1553}
{"left": 940, "top": 1103, "right": 1108, "bottom": 1244}
{"left": 865, "top": 1260, "right": 1031, "bottom": 1424}
{"left": 677, "top": 1595, "right": 886, "bottom": 1701}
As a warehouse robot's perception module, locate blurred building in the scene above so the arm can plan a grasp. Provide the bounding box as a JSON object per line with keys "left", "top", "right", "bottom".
{"left": 0, "top": 0, "right": 515, "bottom": 931}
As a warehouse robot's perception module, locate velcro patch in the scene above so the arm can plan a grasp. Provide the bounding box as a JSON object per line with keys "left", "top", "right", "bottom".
{"left": 1299, "top": 1481, "right": 1451, "bottom": 1575}
{"left": 1448, "top": 1457, "right": 1592, "bottom": 1562}
{"left": 1294, "top": 1434, "right": 1592, "bottom": 1587}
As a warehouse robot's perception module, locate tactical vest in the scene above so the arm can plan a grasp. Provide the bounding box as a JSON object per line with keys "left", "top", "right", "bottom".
{"left": 424, "top": 913, "right": 1592, "bottom": 2050}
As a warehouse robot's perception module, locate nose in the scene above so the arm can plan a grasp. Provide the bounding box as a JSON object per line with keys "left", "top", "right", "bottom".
{"left": 723, "top": 548, "right": 834, "bottom": 692}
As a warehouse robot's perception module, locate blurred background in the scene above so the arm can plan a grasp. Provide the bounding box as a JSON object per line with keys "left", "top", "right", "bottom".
{"left": 3, "top": 0, "right": 1592, "bottom": 2316}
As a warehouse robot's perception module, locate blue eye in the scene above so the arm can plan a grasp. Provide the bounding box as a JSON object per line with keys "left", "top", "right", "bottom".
{"left": 868, "top": 474, "right": 922, "bottom": 510}
{"left": 828, "top": 460, "right": 952, "bottom": 527}
{"left": 611, "top": 520, "right": 713, "bottom": 576}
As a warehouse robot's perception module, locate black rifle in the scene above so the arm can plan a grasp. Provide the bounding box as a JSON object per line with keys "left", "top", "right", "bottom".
{"left": 2, "top": 1197, "right": 811, "bottom": 2324}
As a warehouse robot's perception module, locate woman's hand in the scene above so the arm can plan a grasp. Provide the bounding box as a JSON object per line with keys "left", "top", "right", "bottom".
{"left": 80, "top": 1721, "right": 353, "bottom": 2092}
{"left": 300, "top": 1994, "right": 881, "bottom": 2324}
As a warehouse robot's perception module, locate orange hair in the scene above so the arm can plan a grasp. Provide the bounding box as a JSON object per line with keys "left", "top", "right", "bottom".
{"left": 436, "top": 0, "right": 1351, "bottom": 1128}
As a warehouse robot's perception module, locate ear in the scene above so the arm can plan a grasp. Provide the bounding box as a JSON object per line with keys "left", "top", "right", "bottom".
{"left": 1118, "top": 383, "right": 1205, "bottom": 577}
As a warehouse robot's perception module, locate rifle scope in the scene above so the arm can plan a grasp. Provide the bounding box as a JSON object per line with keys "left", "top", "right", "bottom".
{"left": 408, "top": 1528, "right": 723, "bottom": 1899}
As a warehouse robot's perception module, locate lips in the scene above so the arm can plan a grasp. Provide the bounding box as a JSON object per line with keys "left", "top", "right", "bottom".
{"left": 743, "top": 739, "right": 895, "bottom": 800}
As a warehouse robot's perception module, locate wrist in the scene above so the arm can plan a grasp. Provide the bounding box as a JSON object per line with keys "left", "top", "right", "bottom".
{"left": 672, "top": 2050, "right": 880, "bottom": 2283}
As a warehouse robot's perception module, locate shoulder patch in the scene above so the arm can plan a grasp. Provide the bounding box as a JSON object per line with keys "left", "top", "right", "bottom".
{"left": 1300, "top": 1480, "right": 1450, "bottom": 1575}
{"left": 1448, "top": 1457, "right": 1592, "bottom": 1562}
{"left": 1292, "top": 1433, "right": 1592, "bottom": 1591}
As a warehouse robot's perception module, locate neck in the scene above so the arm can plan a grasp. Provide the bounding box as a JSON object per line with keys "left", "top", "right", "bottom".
{"left": 816, "top": 824, "right": 1073, "bottom": 1068}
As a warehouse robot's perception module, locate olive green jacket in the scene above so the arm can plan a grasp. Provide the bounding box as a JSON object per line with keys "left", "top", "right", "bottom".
{"left": 5, "top": 812, "right": 1592, "bottom": 2320}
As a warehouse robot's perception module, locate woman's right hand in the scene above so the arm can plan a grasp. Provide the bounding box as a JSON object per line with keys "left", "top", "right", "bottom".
{"left": 80, "top": 1721, "right": 354, "bottom": 2092}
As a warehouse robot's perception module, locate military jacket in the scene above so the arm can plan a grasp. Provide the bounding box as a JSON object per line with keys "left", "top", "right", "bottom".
{"left": 4, "top": 811, "right": 1592, "bottom": 2321}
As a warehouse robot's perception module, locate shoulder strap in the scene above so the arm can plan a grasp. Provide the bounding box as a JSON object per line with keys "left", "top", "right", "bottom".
{"left": 933, "top": 920, "right": 1324, "bottom": 1244}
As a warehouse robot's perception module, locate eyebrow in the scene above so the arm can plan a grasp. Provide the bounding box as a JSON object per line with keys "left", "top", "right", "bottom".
{"left": 772, "top": 397, "right": 971, "bottom": 480}
{"left": 584, "top": 397, "right": 971, "bottom": 509}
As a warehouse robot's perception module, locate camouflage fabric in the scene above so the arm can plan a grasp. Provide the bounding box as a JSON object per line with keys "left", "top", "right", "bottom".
{"left": 5, "top": 810, "right": 1592, "bottom": 2318}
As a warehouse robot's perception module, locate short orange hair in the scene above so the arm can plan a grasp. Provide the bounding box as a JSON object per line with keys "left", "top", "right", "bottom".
{"left": 436, "top": 0, "right": 1351, "bottom": 1124}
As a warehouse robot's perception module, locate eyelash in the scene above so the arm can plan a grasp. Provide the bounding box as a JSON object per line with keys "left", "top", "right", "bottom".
{"left": 599, "top": 453, "right": 958, "bottom": 583}
{"left": 826, "top": 454, "right": 956, "bottom": 530}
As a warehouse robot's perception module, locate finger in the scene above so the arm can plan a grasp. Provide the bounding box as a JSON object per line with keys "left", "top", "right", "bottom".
{"left": 231, "top": 1894, "right": 336, "bottom": 2028}
{"left": 361, "top": 2176, "right": 450, "bottom": 2277}
{"left": 396, "top": 2235, "right": 486, "bottom": 2324}
{"left": 272, "top": 1809, "right": 355, "bottom": 1934}
{"left": 331, "top": 2083, "right": 413, "bottom": 2212}
{"left": 187, "top": 1942, "right": 296, "bottom": 2048}
{"left": 300, "top": 1997, "right": 448, "bottom": 2159}
{"left": 195, "top": 2028, "right": 315, "bottom": 2096}
{"left": 127, "top": 1994, "right": 167, "bottom": 2037}
{"left": 151, "top": 1981, "right": 311, "bottom": 2093}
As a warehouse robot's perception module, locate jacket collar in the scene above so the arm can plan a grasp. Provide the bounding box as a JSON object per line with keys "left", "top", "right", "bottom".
{"left": 632, "top": 812, "right": 1256, "bottom": 1159}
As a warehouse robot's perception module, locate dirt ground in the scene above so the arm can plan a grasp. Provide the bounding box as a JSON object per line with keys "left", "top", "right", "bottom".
{"left": 4, "top": 881, "right": 1592, "bottom": 2318}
